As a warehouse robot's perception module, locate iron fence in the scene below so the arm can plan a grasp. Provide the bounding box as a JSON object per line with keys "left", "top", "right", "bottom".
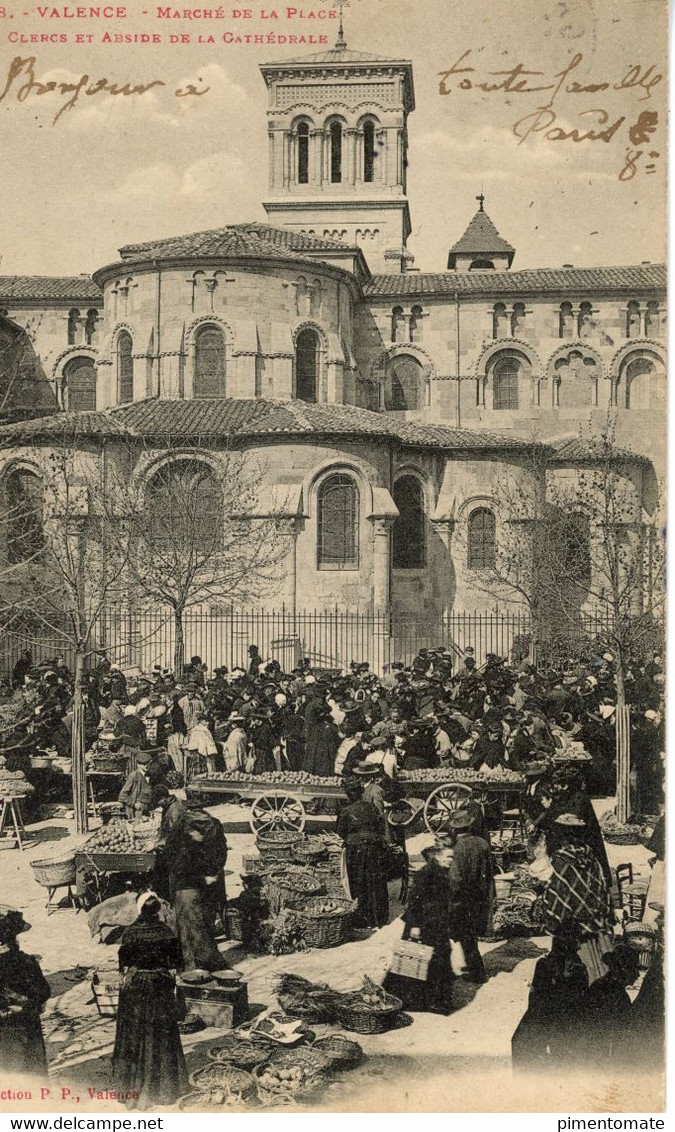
{"left": 1, "top": 604, "right": 658, "bottom": 677}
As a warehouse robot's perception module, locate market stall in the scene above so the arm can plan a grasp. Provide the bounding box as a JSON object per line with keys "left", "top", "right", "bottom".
{"left": 74, "top": 817, "right": 159, "bottom": 906}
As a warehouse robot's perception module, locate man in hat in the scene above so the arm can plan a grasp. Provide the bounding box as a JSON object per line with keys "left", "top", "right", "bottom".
{"left": 247, "top": 644, "right": 262, "bottom": 677}
{"left": 0, "top": 906, "right": 51, "bottom": 1075}
{"left": 447, "top": 809, "right": 494, "bottom": 984}
{"left": 118, "top": 749, "right": 154, "bottom": 818}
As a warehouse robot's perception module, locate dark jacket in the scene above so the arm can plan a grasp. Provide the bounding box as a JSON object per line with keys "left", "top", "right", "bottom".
{"left": 448, "top": 833, "right": 494, "bottom": 936}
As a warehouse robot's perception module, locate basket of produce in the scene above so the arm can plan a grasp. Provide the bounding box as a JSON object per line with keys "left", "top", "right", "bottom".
{"left": 254, "top": 1047, "right": 328, "bottom": 1106}
{"left": 289, "top": 896, "right": 357, "bottom": 949}
{"left": 91, "top": 969, "right": 121, "bottom": 1017}
{"left": 293, "top": 837, "right": 328, "bottom": 865}
{"left": 256, "top": 830, "right": 304, "bottom": 863}
{"left": 30, "top": 855, "right": 76, "bottom": 888}
{"left": 277, "top": 868, "right": 324, "bottom": 909}
{"left": 207, "top": 1038, "right": 271, "bottom": 1072}
{"left": 274, "top": 974, "right": 342, "bottom": 1023}
{"left": 178, "top": 1080, "right": 253, "bottom": 1111}
{"left": 312, "top": 1033, "right": 364, "bottom": 1071}
{"left": 600, "top": 810, "right": 644, "bottom": 845}
{"left": 333, "top": 977, "right": 402, "bottom": 1035}
{"left": 188, "top": 1063, "right": 256, "bottom": 1100}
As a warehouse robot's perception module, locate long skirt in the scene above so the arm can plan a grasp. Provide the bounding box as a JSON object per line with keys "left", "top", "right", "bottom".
{"left": 344, "top": 843, "right": 389, "bottom": 928}
{"left": 172, "top": 886, "right": 227, "bottom": 971}
{"left": 0, "top": 1013, "right": 48, "bottom": 1078}
{"left": 111, "top": 968, "right": 188, "bottom": 1108}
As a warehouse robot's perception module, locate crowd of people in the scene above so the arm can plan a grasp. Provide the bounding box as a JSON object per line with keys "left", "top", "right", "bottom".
{"left": 0, "top": 637, "right": 665, "bottom": 1104}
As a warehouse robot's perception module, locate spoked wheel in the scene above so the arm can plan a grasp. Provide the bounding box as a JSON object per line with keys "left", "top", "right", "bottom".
{"left": 249, "top": 792, "right": 306, "bottom": 835}
{"left": 423, "top": 784, "right": 474, "bottom": 835}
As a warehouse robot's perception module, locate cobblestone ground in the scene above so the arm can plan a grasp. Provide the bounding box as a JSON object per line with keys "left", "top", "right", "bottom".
{"left": 0, "top": 799, "right": 662, "bottom": 1114}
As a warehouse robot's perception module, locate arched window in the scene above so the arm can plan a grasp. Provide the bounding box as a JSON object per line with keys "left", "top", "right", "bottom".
{"left": 511, "top": 302, "right": 526, "bottom": 336}
{"left": 467, "top": 507, "right": 496, "bottom": 570}
{"left": 146, "top": 460, "right": 222, "bottom": 555}
{"left": 409, "top": 305, "right": 424, "bottom": 343}
{"left": 117, "top": 331, "right": 134, "bottom": 404}
{"left": 63, "top": 356, "right": 96, "bottom": 411}
{"left": 67, "top": 309, "right": 80, "bottom": 346}
{"left": 559, "top": 302, "right": 574, "bottom": 339}
{"left": 645, "top": 301, "right": 660, "bottom": 337}
{"left": 469, "top": 259, "right": 495, "bottom": 270}
{"left": 295, "top": 328, "right": 319, "bottom": 402}
{"left": 553, "top": 349, "right": 599, "bottom": 408}
{"left": 392, "top": 475, "right": 425, "bottom": 569}
{"left": 330, "top": 121, "right": 342, "bottom": 183}
{"left": 578, "top": 301, "right": 593, "bottom": 338}
{"left": 194, "top": 325, "right": 226, "bottom": 399}
{"left": 297, "top": 121, "right": 310, "bottom": 184}
{"left": 623, "top": 355, "right": 665, "bottom": 409}
{"left": 626, "top": 300, "right": 641, "bottom": 338}
{"left": 5, "top": 469, "right": 44, "bottom": 565}
{"left": 84, "top": 309, "right": 99, "bottom": 346}
{"left": 317, "top": 473, "right": 359, "bottom": 570}
{"left": 493, "top": 356, "right": 520, "bottom": 410}
{"left": 385, "top": 353, "right": 423, "bottom": 411}
{"left": 363, "top": 119, "right": 376, "bottom": 182}
{"left": 391, "top": 306, "right": 405, "bottom": 342}
{"left": 557, "top": 512, "right": 591, "bottom": 584}
{"left": 493, "top": 302, "right": 508, "bottom": 339}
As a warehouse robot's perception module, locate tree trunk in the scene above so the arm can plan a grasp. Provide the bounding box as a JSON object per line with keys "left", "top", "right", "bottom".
{"left": 173, "top": 607, "right": 185, "bottom": 679}
{"left": 614, "top": 665, "right": 631, "bottom": 825}
{"left": 71, "top": 649, "right": 88, "bottom": 835}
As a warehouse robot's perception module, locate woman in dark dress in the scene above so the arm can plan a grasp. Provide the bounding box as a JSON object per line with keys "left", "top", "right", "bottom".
{"left": 512, "top": 929, "right": 589, "bottom": 1071}
{"left": 383, "top": 842, "right": 454, "bottom": 1014}
{"left": 336, "top": 780, "right": 389, "bottom": 928}
{"left": 0, "top": 907, "right": 50, "bottom": 1077}
{"left": 112, "top": 893, "right": 189, "bottom": 1108}
{"left": 167, "top": 824, "right": 228, "bottom": 971}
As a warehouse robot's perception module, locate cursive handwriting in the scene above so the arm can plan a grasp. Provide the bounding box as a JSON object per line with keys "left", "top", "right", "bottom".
{"left": 0, "top": 55, "right": 210, "bottom": 124}
{"left": 438, "top": 49, "right": 663, "bottom": 179}
{"left": 438, "top": 49, "right": 663, "bottom": 103}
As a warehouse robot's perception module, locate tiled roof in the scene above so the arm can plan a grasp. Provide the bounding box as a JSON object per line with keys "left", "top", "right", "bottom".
{"left": 0, "top": 397, "right": 538, "bottom": 453}
{"left": 549, "top": 436, "right": 649, "bottom": 464}
{"left": 271, "top": 47, "right": 403, "bottom": 65}
{"left": 447, "top": 209, "right": 515, "bottom": 268}
{"left": 0, "top": 276, "right": 102, "bottom": 302}
{"left": 118, "top": 223, "right": 355, "bottom": 263}
{"left": 364, "top": 263, "right": 667, "bottom": 298}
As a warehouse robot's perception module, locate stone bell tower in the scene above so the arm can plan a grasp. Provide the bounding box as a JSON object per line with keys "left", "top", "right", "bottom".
{"left": 259, "top": 14, "right": 415, "bottom": 274}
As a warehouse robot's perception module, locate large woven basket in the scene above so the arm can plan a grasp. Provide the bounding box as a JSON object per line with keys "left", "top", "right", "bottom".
{"left": 254, "top": 1047, "right": 328, "bottom": 1107}
{"left": 277, "top": 870, "right": 324, "bottom": 909}
{"left": 290, "top": 896, "right": 356, "bottom": 949}
{"left": 31, "top": 856, "right": 76, "bottom": 888}
{"left": 188, "top": 1063, "right": 256, "bottom": 1100}
{"left": 311, "top": 1033, "right": 363, "bottom": 1071}
{"left": 207, "top": 1038, "right": 270, "bottom": 1072}
{"left": 334, "top": 990, "right": 403, "bottom": 1035}
{"left": 256, "top": 830, "right": 304, "bottom": 863}
{"left": 293, "top": 838, "right": 328, "bottom": 865}
{"left": 603, "top": 829, "right": 640, "bottom": 845}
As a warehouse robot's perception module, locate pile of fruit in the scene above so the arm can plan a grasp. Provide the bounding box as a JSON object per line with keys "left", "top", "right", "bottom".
{"left": 255, "top": 1060, "right": 317, "bottom": 1101}
{"left": 201, "top": 770, "right": 341, "bottom": 787}
{"left": 85, "top": 819, "right": 139, "bottom": 853}
{"left": 399, "top": 766, "right": 523, "bottom": 784}
{"left": 308, "top": 899, "right": 343, "bottom": 915}
{"left": 551, "top": 745, "right": 592, "bottom": 762}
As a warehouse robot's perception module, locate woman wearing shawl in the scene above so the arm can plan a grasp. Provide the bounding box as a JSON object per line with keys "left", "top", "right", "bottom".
{"left": 111, "top": 892, "right": 188, "bottom": 1108}
{"left": 541, "top": 813, "right": 613, "bottom": 983}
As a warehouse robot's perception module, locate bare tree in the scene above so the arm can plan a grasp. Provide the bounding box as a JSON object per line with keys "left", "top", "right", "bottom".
{"left": 100, "top": 437, "right": 288, "bottom": 677}
{"left": 0, "top": 434, "right": 133, "bottom": 833}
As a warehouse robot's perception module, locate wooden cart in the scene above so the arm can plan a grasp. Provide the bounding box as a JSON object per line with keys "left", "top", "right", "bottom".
{"left": 187, "top": 773, "right": 525, "bottom": 836}
{"left": 74, "top": 847, "right": 156, "bottom": 906}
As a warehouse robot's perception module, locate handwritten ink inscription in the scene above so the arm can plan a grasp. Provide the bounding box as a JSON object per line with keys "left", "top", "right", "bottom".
{"left": 0, "top": 54, "right": 210, "bottom": 124}
{"left": 438, "top": 50, "right": 663, "bottom": 181}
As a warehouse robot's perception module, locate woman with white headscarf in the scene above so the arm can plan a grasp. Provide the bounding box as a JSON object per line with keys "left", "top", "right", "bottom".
{"left": 111, "top": 892, "right": 188, "bottom": 1108}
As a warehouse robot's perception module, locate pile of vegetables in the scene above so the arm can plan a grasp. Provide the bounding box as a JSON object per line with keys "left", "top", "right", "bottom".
{"left": 201, "top": 770, "right": 341, "bottom": 786}
{"left": 255, "top": 1058, "right": 320, "bottom": 1102}
{"left": 268, "top": 912, "right": 308, "bottom": 956}
{"left": 273, "top": 974, "right": 399, "bottom": 1024}
{"left": 600, "top": 809, "right": 653, "bottom": 840}
{"left": 399, "top": 766, "right": 524, "bottom": 784}
{"left": 85, "top": 819, "right": 139, "bottom": 853}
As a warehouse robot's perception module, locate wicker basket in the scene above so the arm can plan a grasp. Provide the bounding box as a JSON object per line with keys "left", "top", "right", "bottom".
{"left": 290, "top": 897, "right": 357, "bottom": 949}
{"left": 624, "top": 921, "right": 657, "bottom": 969}
{"left": 311, "top": 1033, "right": 363, "bottom": 1071}
{"left": 207, "top": 1040, "right": 270, "bottom": 1072}
{"left": 89, "top": 757, "right": 128, "bottom": 774}
{"left": 603, "top": 830, "right": 640, "bottom": 845}
{"left": 293, "top": 838, "right": 328, "bottom": 865}
{"left": 189, "top": 1063, "right": 256, "bottom": 1099}
{"left": 277, "top": 871, "right": 324, "bottom": 909}
{"left": 334, "top": 990, "right": 403, "bottom": 1035}
{"left": 254, "top": 1047, "right": 328, "bottom": 1107}
{"left": 388, "top": 939, "right": 434, "bottom": 981}
{"left": 225, "top": 907, "right": 243, "bottom": 942}
{"left": 256, "top": 830, "right": 304, "bottom": 863}
{"left": 30, "top": 856, "right": 76, "bottom": 888}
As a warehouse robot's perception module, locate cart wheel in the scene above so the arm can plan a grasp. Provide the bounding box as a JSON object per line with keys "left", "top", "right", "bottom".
{"left": 249, "top": 793, "right": 306, "bottom": 835}
{"left": 423, "top": 784, "right": 474, "bottom": 835}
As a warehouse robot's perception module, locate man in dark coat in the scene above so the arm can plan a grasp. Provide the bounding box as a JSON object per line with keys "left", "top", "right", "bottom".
{"left": 581, "top": 944, "right": 640, "bottom": 1066}
{"left": 447, "top": 809, "right": 494, "bottom": 984}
